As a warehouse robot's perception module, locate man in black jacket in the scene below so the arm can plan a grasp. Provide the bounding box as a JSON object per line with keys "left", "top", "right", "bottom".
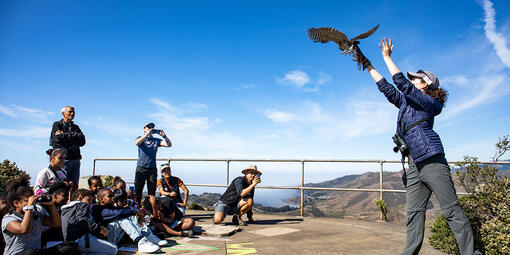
{"left": 50, "top": 106, "right": 86, "bottom": 194}
{"left": 61, "top": 189, "right": 117, "bottom": 255}
{"left": 213, "top": 165, "right": 261, "bottom": 226}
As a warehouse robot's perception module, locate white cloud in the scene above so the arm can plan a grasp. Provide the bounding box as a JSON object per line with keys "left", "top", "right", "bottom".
{"left": 442, "top": 73, "right": 510, "bottom": 119}
{"left": 0, "top": 104, "right": 54, "bottom": 123}
{"left": 277, "top": 70, "right": 333, "bottom": 92}
{"left": 264, "top": 99, "right": 395, "bottom": 139}
{"left": 0, "top": 105, "right": 16, "bottom": 118}
{"left": 147, "top": 98, "right": 249, "bottom": 154}
{"left": 0, "top": 126, "right": 50, "bottom": 138}
{"left": 483, "top": 0, "right": 510, "bottom": 69}
{"left": 442, "top": 75, "right": 469, "bottom": 87}
{"left": 265, "top": 109, "right": 296, "bottom": 123}
{"left": 316, "top": 72, "right": 333, "bottom": 86}
{"left": 278, "top": 70, "right": 310, "bottom": 87}
{"left": 185, "top": 102, "right": 208, "bottom": 111}
{"left": 233, "top": 84, "right": 256, "bottom": 91}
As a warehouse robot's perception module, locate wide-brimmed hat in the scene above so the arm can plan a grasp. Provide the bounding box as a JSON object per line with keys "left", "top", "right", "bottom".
{"left": 407, "top": 70, "right": 440, "bottom": 90}
{"left": 241, "top": 165, "right": 262, "bottom": 175}
{"left": 144, "top": 122, "right": 155, "bottom": 129}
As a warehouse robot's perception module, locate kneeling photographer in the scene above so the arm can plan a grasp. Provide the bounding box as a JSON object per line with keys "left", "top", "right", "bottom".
{"left": 354, "top": 38, "right": 477, "bottom": 255}
{"left": 213, "top": 165, "right": 261, "bottom": 226}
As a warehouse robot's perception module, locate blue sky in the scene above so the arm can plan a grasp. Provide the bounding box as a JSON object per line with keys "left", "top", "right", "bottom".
{"left": 1, "top": 0, "right": 509, "bottom": 190}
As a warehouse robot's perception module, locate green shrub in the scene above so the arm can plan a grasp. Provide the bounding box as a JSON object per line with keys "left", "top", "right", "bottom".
{"left": 0, "top": 159, "right": 30, "bottom": 191}
{"left": 374, "top": 199, "right": 388, "bottom": 222}
{"left": 429, "top": 214, "right": 460, "bottom": 254}
{"left": 189, "top": 202, "right": 205, "bottom": 210}
{"left": 429, "top": 135, "right": 510, "bottom": 254}
{"left": 103, "top": 175, "right": 114, "bottom": 188}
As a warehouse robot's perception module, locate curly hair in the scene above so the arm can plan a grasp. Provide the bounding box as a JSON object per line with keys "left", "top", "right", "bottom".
{"left": 424, "top": 87, "right": 448, "bottom": 107}
{"left": 113, "top": 176, "right": 125, "bottom": 188}
{"left": 6, "top": 175, "right": 33, "bottom": 209}
{"left": 113, "top": 188, "right": 127, "bottom": 202}
{"left": 71, "top": 189, "right": 94, "bottom": 201}
{"left": 47, "top": 181, "right": 69, "bottom": 195}
{"left": 88, "top": 176, "right": 102, "bottom": 187}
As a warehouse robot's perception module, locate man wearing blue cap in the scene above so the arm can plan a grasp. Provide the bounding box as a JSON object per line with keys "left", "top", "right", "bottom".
{"left": 134, "top": 122, "right": 172, "bottom": 205}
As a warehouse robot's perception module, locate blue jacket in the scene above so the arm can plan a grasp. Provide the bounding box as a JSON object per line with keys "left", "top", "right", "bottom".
{"left": 376, "top": 72, "right": 444, "bottom": 163}
{"left": 90, "top": 204, "right": 136, "bottom": 226}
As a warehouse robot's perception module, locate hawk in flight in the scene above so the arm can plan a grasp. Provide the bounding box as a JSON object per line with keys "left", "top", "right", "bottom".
{"left": 307, "top": 24, "right": 380, "bottom": 55}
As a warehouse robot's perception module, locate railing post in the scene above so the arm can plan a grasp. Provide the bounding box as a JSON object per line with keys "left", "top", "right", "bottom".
{"left": 300, "top": 160, "right": 305, "bottom": 217}
{"left": 226, "top": 160, "right": 230, "bottom": 187}
{"left": 93, "top": 159, "right": 97, "bottom": 176}
{"left": 379, "top": 160, "right": 384, "bottom": 221}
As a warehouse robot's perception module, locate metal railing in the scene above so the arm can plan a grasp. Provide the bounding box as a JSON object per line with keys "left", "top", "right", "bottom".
{"left": 92, "top": 158, "right": 510, "bottom": 217}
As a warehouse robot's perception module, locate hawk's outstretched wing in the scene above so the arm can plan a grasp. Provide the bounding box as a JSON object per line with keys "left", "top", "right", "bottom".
{"left": 350, "top": 24, "right": 380, "bottom": 42}
{"left": 307, "top": 27, "right": 349, "bottom": 48}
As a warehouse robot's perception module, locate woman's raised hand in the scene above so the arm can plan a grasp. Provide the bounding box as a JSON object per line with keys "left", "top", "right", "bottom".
{"left": 379, "top": 38, "right": 394, "bottom": 57}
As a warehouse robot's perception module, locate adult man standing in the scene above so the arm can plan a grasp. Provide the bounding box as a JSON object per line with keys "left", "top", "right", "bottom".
{"left": 134, "top": 122, "right": 172, "bottom": 205}
{"left": 213, "top": 165, "right": 261, "bottom": 226}
{"left": 50, "top": 106, "right": 85, "bottom": 193}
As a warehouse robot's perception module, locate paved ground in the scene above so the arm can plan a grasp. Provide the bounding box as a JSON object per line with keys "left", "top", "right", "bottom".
{"left": 120, "top": 210, "right": 446, "bottom": 255}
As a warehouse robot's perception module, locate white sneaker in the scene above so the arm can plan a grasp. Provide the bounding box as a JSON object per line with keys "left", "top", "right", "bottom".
{"left": 137, "top": 236, "right": 160, "bottom": 253}
{"left": 146, "top": 233, "right": 169, "bottom": 246}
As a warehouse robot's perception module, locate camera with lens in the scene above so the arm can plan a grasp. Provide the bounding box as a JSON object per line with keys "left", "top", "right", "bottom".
{"left": 392, "top": 133, "right": 409, "bottom": 154}
{"left": 37, "top": 195, "right": 52, "bottom": 203}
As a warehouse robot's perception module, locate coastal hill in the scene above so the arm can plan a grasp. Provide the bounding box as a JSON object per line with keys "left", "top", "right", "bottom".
{"left": 189, "top": 164, "right": 510, "bottom": 223}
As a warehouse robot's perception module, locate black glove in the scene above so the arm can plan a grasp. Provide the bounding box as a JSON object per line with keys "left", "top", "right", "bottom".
{"left": 352, "top": 46, "right": 371, "bottom": 71}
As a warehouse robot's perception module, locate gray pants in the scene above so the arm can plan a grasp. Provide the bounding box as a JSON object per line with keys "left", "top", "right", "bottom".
{"left": 402, "top": 154, "right": 475, "bottom": 255}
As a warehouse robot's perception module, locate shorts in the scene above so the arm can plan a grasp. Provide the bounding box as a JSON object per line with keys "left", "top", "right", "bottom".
{"left": 63, "top": 159, "right": 81, "bottom": 183}
{"left": 214, "top": 200, "right": 240, "bottom": 215}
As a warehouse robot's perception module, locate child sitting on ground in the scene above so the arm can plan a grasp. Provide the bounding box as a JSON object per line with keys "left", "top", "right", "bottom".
{"left": 88, "top": 176, "right": 103, "bottom": 203}
{"left": 142, "top": 196, "right": 194, "bottom": 237}
{"left": 61, "top": 189, "right": 117, "bottom": 255}
{"left": 2, "top": 176, "right": 78, "bottom": 255}
{"left": 38, "top": 182, "right": 70, "bottom": 246}
{"left": 157, "top": 164, "right": 189, "bottom": 215}
{"left": 90, "top": 188, "right": 167, "bottom": 253}
{"left": 112, "top": 176, "right": 136, "bottom": 207}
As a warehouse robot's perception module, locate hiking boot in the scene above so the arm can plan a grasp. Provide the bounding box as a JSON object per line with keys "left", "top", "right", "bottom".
{"left": 137, "top": 236, "right": 160, "bottom": 253}
{"left": 232, "top": 215, "right": 247, "bottom": 226}
{"left": 180, "top": 230, "right": 194, "bottom": 237}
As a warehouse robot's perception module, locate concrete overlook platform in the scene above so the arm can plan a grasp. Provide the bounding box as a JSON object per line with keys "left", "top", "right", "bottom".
{"left": 122, "top": 210, "right": 445, "bottom": 255}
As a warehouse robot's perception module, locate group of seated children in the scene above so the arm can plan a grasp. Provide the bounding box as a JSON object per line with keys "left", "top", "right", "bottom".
{"left": 1, "top": 163, "right": 195, "bottom": 255}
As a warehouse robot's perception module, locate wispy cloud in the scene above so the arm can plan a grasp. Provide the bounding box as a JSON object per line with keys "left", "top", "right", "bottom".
{"left": 0, "top": 126, "right": 50, "bottom": 138}
{"left": 265, "top": 109, "right": 296, "bottom": 123}
{"left": 316, "top": 72, "right": 333, "bottom": 86}
{"left": 149, "top": 98, "right": 211, "bottom": 132}
{"left": 0, "top": 104, "right": 55, "bottom": 123}
{"left": 442, "top": 73, "right": 509, "bottom": 119}
{"left": 233, "top": 84, "right": 256, "bottom": 91}
{"left": 483, "top": 0, "right": 510, "bottom": 69}
{"left": 147, "top": 98, "right": 249, "bottom": 154}
{"left": 278, "top": 70, "right": 310, "bottom": 87}
{"left": 0, "top": 105, "right": 16, "bottom": 118}
{"left": 277, "top": 70, "right": 333, "bottom": 92}
{"left": 264, "top": 99, "right": 395, "bottom": 139}
{"left": 440, "top": 1, "right": 510, "bottom": 120}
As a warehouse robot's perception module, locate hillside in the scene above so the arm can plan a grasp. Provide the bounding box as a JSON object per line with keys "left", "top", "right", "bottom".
{"left": 188, "top": 165, "right": 510, "bottom": 223}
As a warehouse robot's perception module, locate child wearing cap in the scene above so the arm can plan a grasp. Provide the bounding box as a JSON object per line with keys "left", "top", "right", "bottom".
{"left": 157, "top": 164, "right": 189, "bottom": 216}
